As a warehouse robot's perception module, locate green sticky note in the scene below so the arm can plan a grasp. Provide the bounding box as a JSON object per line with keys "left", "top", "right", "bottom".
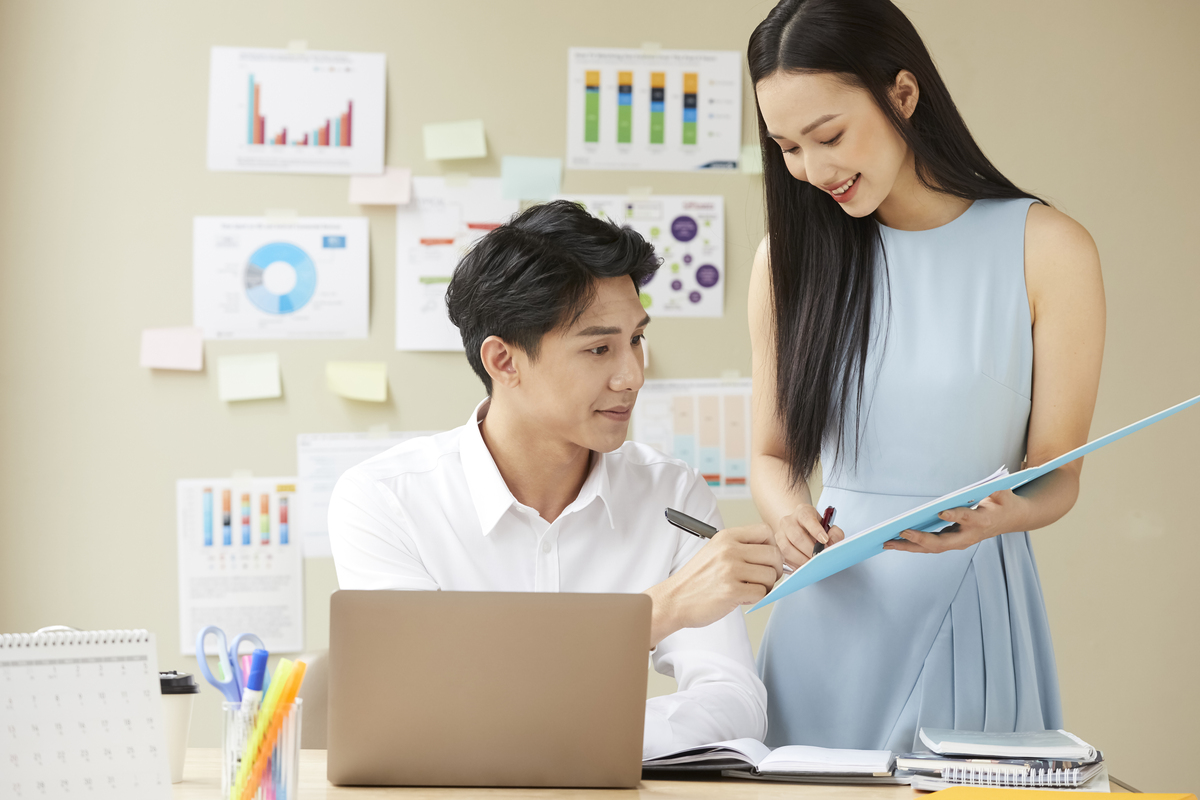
{"left": 501, "top": 156, "right": 563, "bottom": 201}
{"left": 740, "top": 143, "right": 763, "bottom": 175}
{"left": 326, "top": 361, "right": 388, "bottom": 402}
{"left": 217, "top": 353, "right": 281, "bottom": 402}
{"left": 423, "top": 119, "right": 487, "bottom": 161}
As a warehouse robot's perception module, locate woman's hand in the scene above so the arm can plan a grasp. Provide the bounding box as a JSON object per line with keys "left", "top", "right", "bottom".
{"left": 773, "top": 504, "right": 845, "bottom": 569}
{"left": 884, "top": 489, "right": 1026, "bottom": 553}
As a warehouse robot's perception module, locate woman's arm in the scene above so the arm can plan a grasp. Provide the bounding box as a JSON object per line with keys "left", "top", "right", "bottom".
{"left": 886, "top": 203, "right": 1106, "bottom": 553}
{"left": 749, "top": 238, "right": 845, "bottom": 568}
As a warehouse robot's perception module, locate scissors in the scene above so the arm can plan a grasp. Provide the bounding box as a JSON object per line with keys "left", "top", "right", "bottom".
{"left": 195, "top": 625, "right": 268, "bottom": 702}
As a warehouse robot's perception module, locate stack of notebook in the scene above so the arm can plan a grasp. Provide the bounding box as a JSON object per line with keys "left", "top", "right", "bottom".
{"left": 901, "top": 728, "right": 1107, "bottom": 791}
{"left": 643, "top": 738, "right": 901, "bottom": 784}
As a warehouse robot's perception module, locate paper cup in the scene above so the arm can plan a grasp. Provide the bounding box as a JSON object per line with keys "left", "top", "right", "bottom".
{"left": 160, "top": 671, "right": 200, "bottom": 783}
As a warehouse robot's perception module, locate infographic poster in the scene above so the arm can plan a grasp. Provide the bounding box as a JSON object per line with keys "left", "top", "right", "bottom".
{"left": 176, "top": 477, "right": 304, "bottom": 655}
{"left": 561, "top": 194, "right": 724, "bottom": 317}
{"left": 395, "top": 177, "right": 519, "bottom": 351}
{"left": 633, "top": 379, "right": 753, "bottom": 499}
{"left": 566, "top": 48, "right": 742, "bottom": 172}
{"left": 193, "top": 217, "right": 369, "bottom": 339}
{"left": 207, "top": 47, "right": 386, "bottom": 175}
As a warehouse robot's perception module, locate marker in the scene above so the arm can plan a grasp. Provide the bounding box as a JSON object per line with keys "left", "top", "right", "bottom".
{"left": 810, "top": 506, "right": 837, "bottom": 556}
{"left": 240, "top": 649, "right": 270, "bottom": 721}
{"left": 664, "top": 508, "right": 793, "bottom": 574}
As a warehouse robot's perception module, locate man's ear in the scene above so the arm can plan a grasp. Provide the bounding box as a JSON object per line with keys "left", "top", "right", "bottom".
{"left": 890, "top": 69, "right": 919, "bottom": 120}
{"left": 480, "top": 335, "right": 520, "bottom": 390}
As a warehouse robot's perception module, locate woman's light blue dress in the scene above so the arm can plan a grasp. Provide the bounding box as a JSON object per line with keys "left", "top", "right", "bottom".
{"left": 757, "top": 198, "right": 1062, "bottom": 753}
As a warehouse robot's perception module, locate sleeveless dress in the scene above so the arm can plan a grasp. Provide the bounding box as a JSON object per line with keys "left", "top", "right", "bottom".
{"left": 757, "top": 198, "right": 1062, "bottom": 753}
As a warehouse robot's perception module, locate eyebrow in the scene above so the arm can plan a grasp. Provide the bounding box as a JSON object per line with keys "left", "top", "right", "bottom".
{"left": 767, "top": 113, "right": 840, "bottom": 140}
{"left": 575, "top": 314, "right": 651, "bottom": 337}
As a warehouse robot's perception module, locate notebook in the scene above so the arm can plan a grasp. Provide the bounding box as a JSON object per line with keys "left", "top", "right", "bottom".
{"left": 906, "top": 729, "right": 1104, "bottom": 791}
{"left": 0, "top": 629, "right": 172, "bottom": 799}
{"left": 920, "top": 729, "right": 1098, "bottom": 761}
{"left": 643, "top": 737, "right": 895, "bottom": 777}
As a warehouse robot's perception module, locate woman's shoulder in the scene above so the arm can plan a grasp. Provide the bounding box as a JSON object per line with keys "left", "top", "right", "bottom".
{"left": 1022, "top": 201, "right": 1102, "bottom": 322}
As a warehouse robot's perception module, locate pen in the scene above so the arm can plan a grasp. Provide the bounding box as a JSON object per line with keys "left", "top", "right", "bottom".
{"left": 811, "top": 506, "right": 837, "bottom": 556}
{"left": 664, "top": 508, "right": 794, "bottom": 574}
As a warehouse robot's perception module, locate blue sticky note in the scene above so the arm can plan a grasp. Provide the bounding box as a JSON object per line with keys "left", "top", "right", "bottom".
{"left": 501, "top": 156, "right": 563, "bottom": 201}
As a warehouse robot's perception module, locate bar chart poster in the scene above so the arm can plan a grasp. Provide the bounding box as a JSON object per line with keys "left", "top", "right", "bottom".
{"left": 632, "top": 379, "right": 753, "bottom": 498}
{"left": 559, "top": 194, "right": 724, "bottom": 317}
{"left": 207, "top": 47, "right": 386, "bottom": 175}
{"left": 566, "top": 48, "right": 742, "bottom": 172}
{"left": 193, "top": 217, "right": 369, "bottom": 339}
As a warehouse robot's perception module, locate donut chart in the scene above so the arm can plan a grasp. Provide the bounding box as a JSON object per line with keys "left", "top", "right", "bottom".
{"left": 244, "top": 242, "right": 317, "bottom": 314}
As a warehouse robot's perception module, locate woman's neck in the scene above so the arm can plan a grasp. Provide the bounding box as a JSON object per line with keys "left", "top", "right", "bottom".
{"left": 873, "top": 150, "right": 973, "bottom": 231}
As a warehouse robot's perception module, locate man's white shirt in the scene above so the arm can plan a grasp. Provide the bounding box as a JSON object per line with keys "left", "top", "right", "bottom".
{"left": 328, "top": 398, "right": 768, "bottom": 758}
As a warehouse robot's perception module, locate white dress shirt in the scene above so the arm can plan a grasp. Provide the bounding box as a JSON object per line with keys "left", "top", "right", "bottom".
{"left": 328, "top": 398, "right": 768, "bottom": 758}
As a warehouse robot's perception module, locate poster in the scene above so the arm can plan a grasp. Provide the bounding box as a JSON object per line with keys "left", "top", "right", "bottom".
{"left": 206, "top": 47, "right": 386, "bottom": 175}
{"left": 562, "top": 194, "right": 725, "bottom": 317}
{"left": 176, "top": 477, "right": 304, "bottom": 655}
{"left": 193, "top": 217, "right": 369, "bottom": 340}
{"left": 632, "top": 379, "right": 753, "bottom": 499}
{"left": 296, "top": 431, "right": 437, "bottom": 557}
{"left": 395, "top": 177, "right": 519, "bottom": 351}
{"left": 566, "top": 48, "right": 742, "bottom": 172}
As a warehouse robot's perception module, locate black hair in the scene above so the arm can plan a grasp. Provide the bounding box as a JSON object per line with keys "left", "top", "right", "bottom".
{"left": 446, "top": 199, "right": 659, "bottom": 394}
{"left": 748, "top": 0, "right": 1044, "bottom": 485}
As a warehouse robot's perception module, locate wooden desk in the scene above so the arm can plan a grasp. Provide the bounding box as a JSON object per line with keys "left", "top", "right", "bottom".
{"left": 173, "top": 748, "right": 920, "bottom": 799}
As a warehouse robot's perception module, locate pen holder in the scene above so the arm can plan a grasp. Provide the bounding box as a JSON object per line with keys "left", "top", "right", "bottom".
{"left": 221, "top": 699, "right": 302, "bottom": 800}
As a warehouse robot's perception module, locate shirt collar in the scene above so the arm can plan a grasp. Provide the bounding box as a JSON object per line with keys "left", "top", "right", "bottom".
{"left": 459, "top": 397, "right": 616, "bottom": 536}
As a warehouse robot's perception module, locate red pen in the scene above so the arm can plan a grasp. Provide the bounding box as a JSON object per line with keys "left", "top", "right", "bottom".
{"left": 811, "top": 506, "right": 837, "bottom": 556}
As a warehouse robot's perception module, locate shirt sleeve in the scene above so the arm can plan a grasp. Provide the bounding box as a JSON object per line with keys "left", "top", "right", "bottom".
{"left": 642, "top": 470, "right": 769, "bottom": 759}
{"left": 327, "top": 468, "right": 440, "bottom": 592}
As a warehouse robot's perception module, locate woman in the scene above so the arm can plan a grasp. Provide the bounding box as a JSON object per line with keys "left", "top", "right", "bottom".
{"left": 747, "top": 0, "right": 1105, "bottom": 752}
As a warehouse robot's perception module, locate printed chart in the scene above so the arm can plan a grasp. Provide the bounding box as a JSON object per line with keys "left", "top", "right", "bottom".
{"left": 395, "top": 177, "right": 519, "bottom": 351}
{"left": 296, "top": 431, "right": 437, "bottom": 557}
{"left": 562, "top": 195, "right": 724, "bottom": 317}
{"left": 633, "top": 379, "right": 753, "bottom": 499}
{"left": 207, "top": 47, "right": 385, "bottom": 174}
{"left": 194, "top": 217, "right": 369, "bottom": 339}
{"left": 176, "top": 478, "right": 304, "bottom": 655}
{"left": 566, "top": 48, "right": 742, "bottom": 172}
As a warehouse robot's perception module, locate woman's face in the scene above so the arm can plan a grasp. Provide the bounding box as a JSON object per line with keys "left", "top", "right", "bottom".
{"left": 755, "top": 70, "right": 916, "bottom": 218}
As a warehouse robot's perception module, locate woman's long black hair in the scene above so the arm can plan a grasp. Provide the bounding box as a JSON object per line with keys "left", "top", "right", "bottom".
{"left": 749, "top": 0, "right": 1044, "bottom": 485}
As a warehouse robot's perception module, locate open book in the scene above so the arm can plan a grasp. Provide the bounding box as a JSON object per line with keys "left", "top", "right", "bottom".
{"left": 643, "top": 738, "right": 895, "bottom": 777}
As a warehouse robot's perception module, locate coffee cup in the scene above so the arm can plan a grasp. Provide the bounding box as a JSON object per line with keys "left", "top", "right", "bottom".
{"left": 159, "top": 670, "right": 200, "bottom": 783}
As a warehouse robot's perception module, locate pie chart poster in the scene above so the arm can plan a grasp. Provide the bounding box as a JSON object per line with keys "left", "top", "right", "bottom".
{"left": 193, "top": 217, "right": 369, "bottom": 339}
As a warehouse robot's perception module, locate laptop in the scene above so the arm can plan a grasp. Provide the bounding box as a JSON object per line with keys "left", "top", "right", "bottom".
{"left": 327, "top": 590, "right": 651, "bottom": 788}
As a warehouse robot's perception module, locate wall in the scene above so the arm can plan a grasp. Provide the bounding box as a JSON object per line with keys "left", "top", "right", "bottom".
{"left": 0, "top": 0, "right": 1196, "bottom": 791}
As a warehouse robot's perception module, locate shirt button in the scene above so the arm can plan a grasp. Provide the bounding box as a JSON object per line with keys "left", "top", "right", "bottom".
{"left": 541, "top": 541, "right": 551, "bottom": 554}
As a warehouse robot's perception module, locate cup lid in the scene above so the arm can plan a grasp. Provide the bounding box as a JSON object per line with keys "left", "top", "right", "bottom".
{"left": 159, "top": 670, "right": 201, "bottom": 694}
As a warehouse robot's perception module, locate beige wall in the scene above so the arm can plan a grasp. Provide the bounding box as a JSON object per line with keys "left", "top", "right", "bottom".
{"left": 0, "top": 0, "right": 1196, "bottom": 791}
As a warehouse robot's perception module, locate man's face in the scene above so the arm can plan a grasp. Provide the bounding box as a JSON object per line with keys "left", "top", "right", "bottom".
{"left": 510, "top": 276, "right": 649, "bottom": 454}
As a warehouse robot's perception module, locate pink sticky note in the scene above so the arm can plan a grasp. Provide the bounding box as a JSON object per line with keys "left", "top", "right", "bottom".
{"left": 140, "top": 327, "right": 204, "bottom": 371}
{"left": 349, "top": 167, "right": 412, "bottom": 205}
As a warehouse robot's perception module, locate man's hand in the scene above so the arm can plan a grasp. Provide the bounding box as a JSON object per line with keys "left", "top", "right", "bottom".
{"left": 644, "top": 524, "right": 783, "bottom": 648}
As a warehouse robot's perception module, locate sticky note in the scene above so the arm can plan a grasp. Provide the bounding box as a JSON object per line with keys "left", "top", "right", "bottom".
{"left": 740, "top": 143, "right": 763, "bottom": 175}
{"left": 423, "top": 119, "right": 487, "bottom": 161}
{"left": 140, "top": 327, "right": 204, "bottom": 371}
{"left": 501, "top": 156, "right": 563, "bottom": 201}
{"left": 217, "top": 353, "right": 281, "bottom": 402}
{"left": 349, "top": 167, "right": 412, "bottom": 205}
{"left": 326, "top": 361, "right": 388, "bottom": 402}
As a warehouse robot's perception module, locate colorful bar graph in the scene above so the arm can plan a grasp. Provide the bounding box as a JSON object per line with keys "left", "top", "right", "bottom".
{"left": 222, "top": 489, "right": 232, "bottom": 546}
{"left": 259, "top": 494, "right": 270, "bottom": 545}
{"left": 241, "top": 493, "right": 251, "bottom": 545}
{"left": 246, "top": 74, "right": 352, "bottom": 148}
{"left": 584, "top": 70, "right": 601, "bottom": 143}
{"left": 650, "top": 72, "right": 665, "bottom": 145}
{"left": 617, "top": 71, "right": 633, "bottom": 144}
{"left": 682, "top": 72, "right": 698, "bottom": 145}
{"left": 279, "top": 496, "right": 289, "bottom": 545}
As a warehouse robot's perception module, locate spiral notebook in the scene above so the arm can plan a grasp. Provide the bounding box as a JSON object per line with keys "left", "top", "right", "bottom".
{"left": 0, "top": 629, "right": 172, "bottom": 799}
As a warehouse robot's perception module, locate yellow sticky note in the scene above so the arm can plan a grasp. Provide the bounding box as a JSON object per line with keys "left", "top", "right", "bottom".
{"left": 326, "top": 361, "right": 388, "bottom": 402}
{"left": 217, "top": 353, "right": 281, "bottom": 402}
{"left": 423, "top": 119, "right": 487, "bottom": 160}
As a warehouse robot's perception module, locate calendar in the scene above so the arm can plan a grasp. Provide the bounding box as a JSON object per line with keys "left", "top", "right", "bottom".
{"left": 0, "top": 629, "right": 171, "bottom": 799}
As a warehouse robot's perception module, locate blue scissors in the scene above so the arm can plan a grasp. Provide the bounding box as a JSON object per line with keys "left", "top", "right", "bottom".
{"left": 194, "top": 626, "right": 268, "bottom": 702}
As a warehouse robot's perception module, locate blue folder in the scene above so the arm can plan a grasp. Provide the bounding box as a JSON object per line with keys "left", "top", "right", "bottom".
{"left": 749, "top": 393, "right": 1200, "bottom": 612}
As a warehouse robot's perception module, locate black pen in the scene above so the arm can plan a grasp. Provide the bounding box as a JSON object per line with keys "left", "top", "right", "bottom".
{"left": 664, "top": 508, "right": 793, "bottom": 574}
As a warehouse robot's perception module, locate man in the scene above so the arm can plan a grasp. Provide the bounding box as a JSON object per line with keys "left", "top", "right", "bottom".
{"left": 329, "top": 200, "right": 782, "bottom": 757}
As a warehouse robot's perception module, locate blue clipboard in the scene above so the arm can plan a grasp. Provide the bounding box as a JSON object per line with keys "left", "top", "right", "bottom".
{"left": 749, "top": 392, "right": 1200, "bottom": 612}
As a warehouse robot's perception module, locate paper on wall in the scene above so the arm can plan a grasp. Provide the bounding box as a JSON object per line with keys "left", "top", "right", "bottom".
{"left": 632, "top": 379, "right": 753, "bottom": 499}
{"left": 349, "top": 166, "right": 412, "bottom": 205}
{"left": 423, "top": 119, "right": 487, "bottom": 160}
{"left": 501, "top": 156, "right": 563, "bottom": 200}
{"left": 177, "top": 477, "right": 304, "bottom": 654}
{"left": 560, "top": 194, "right": 725, "bottom": 317}
{"left": 296, "top": 432, "right": 438, "bottom": 557}
{"left": 217, "top": 352, "right": 281, "bottom": 401}
{"left": 395, "top": 177, "right": 519, "bottom": 351}
{"left": 326, "top": 361, "right": 387, "bottom": 402}
{"left": 141, "top": 327, "right": 204, "bottom": 370}
{"left": 193, "top": 216, "right": 369, "bottom": 340}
